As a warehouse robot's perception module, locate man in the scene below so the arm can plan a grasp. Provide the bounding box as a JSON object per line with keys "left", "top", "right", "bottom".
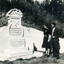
{"left": 51, "top": 22, "right": 60, "bottom": 59}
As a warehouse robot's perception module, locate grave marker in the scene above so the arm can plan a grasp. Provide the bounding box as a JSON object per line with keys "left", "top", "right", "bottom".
{"left": 0, "top": 8, "right": 33, "bottom": 61}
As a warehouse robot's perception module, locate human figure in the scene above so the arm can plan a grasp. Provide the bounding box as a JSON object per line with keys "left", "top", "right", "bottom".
{"left": 42, "top": 25, "right": 51, "bottom": 56}
{"left": 51, "top": 22, "right": 60, "bottom": 59}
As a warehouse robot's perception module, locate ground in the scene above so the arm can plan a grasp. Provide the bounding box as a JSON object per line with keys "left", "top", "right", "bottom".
{"left": 0, "top": 53, "right": 64, "bottom": 64}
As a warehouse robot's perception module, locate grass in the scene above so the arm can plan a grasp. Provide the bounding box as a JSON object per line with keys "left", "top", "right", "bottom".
{"left": 0, "top": 53, "right": 64, "bottom": 64}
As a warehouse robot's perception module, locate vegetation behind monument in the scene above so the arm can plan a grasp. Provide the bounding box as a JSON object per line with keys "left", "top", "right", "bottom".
{"left": 0, "top": 0, "right": 64, "bottom": 37}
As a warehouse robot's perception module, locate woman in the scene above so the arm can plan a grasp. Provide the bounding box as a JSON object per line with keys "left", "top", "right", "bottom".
{"left": 42, "top": 25, "right": 51, "bottom": 57}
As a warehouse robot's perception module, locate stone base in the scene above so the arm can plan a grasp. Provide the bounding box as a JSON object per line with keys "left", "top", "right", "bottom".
{"left": 0, "top": 47, "right": 33, "bottom": 61}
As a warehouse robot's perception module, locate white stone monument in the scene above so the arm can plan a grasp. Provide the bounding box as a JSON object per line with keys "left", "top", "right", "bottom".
{"left": 0, "top": 8, "right": 33, "bottom": 61}
{"left": 0, "top": 8, "right": 64, "bottom": 61}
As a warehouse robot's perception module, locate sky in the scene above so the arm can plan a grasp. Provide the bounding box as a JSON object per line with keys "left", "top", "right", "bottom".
{"left": 33, "top": 0, "right": 45, "bottom": 3}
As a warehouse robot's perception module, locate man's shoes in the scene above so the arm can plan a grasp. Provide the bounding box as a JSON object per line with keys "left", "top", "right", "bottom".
{"left": 55, "top": 58, "right": 61, "bottom": 62}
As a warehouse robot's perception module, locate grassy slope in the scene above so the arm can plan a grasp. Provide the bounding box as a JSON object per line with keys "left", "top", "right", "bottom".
{"left": 0, "top": 53, "right": 64, "bottom": 64}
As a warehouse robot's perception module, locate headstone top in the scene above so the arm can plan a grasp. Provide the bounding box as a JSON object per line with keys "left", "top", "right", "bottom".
{"left": 6, "top": 8, "right": 23, "bottom": 26}
{"left": 6, "top": 8, "right": 23, "bottom": 17}
{"left": 6, "top": 8, "right": 23, "bottom": 36}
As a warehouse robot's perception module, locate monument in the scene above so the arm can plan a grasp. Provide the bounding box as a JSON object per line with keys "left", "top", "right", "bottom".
{"left": 0, "top": 8, "right": 33, "bottom": 61}
{"left": 2, "top": 8, "right": 64, "bottom": 61}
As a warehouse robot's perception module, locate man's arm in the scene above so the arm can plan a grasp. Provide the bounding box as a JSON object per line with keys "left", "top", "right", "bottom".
{"left": 54, "top": 28, "right": 61, "bottom": 38}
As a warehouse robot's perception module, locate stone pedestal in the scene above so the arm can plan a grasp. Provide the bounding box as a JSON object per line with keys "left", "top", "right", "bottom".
{"left": 0, "top": 8, "right": 33, "bottom": 61}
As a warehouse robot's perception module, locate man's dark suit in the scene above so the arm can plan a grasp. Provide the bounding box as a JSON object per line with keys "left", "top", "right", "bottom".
{"left": 51, "top": 27, "right": 60, "bottom": 59}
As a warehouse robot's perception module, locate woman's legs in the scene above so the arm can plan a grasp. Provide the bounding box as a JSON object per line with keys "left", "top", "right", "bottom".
{"left": 47, "top": 48, "right": 52, "bottom": 57}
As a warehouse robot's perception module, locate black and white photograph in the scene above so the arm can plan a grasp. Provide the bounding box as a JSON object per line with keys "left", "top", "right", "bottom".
{"left": 0, "top": 0, "right": 64, "bottom": 64}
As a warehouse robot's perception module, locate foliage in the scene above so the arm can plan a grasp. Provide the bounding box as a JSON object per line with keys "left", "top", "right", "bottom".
{"left": 0, "top": 0, "right": 52, "bottom": 28}
{"left": 0, "top": 0, "right": 64, "bottom": 34}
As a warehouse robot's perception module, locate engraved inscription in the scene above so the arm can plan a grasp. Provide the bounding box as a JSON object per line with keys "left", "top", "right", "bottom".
{"left": 9, "top": 28, "right": 22, "bottom": 36}
{"left": 10, "top": 39, "right": 25, "bottom": 47}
